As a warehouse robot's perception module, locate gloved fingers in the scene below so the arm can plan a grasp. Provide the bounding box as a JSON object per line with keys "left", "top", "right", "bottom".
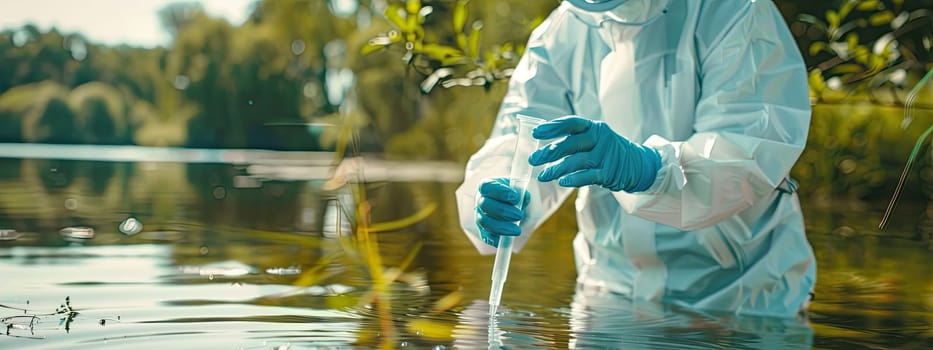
{"left": 476, "top": 211, "right": 521, "bottom": 237}
{"left": 477, "top": 195, "right": 524, "bottom": 221}
{"left": 556, "top": 169, "right": 606, "bottom": 188}
{"left": 477, "top": 224, "right": 500, "bottom": 248}
{"left": 538, "top": 153, "right": 596, "bottom": 182}
{"left": 478, "top": 178, "right": 519, "bottom": 204}
{"left": 480, "top": 231, "right": 499, "bottom": 248}
{"left": 531, "top": 116, "right": 592, "bottom": 140}
{"left": 528, "top": 132, "right": 596, "bottom": 166}
{"left": 518, "top": 190, "right": 531, "bottom": 211}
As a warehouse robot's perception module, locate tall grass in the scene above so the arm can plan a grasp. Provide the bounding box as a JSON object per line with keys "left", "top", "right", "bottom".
{"left": 880, "top": 69, "right": 933, "bottom": 229}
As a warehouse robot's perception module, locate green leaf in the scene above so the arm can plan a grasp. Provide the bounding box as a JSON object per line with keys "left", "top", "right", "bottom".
{"left": 869, "top": 11, "right": 894, "bottom": 26}
{"left": 453, "top": 0, "right": 468, "bottom": 33}
{"left": 797, "top": 13, "right": 825, "bottom": 26}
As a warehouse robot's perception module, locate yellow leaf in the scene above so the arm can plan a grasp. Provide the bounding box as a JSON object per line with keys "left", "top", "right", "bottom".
{"left": 826, "top": 10, "right": 840, "bottom": 30}
{"left": 856, "top": 0, "right": 880, "bottom": 11}
{"left": 293, "top": 252, "right": 340, "bottom": 287}
{"left": 385, "top": 4, "right": 408, "bottom": 31}
{"left": 368, "top": 202, "right": 437, "bottom": 233}
{"left": 839, "top": 1, "right": 856, "bottom": 19}
{"left": 407, "top": 318, "right": 455, "bottom": 341}
{"left": 808, "top": 69, "right": 826, "bottom": 95}
{"left": 419, "top": 44, "right": 462, "bottom": 61}
{"left": 406, "top": 0, "right": 421, "bottom": 15}
{"left": 829, "top": 63, "right": 864, "bottom": 75}
{"left": 846, "top": 33, "right": 859, "bottom": 51}
{"left": 398, "top": 241, "right": 423, "bottom": 272}
{"left": 361, "top": 42, "right": 386, "bottom": 55}
{"left": 453, "top": 0, "right": 468, "bottom": 33}
{"left": 468, "top": 24, "right": 482, "bottom": 59}
{"left": 456, "top": 33, "right": 468, "bottom": 51}
{"left": 809, "top": 41, "right": 826, "bottom": 56}
{"left": 431, "top": 290, "right": 463, "bottom": 314}
{"left": 869, "top": 11, "right": 894, "bottom": 26}
{"left": 326, "top": 294, "right": 358, "bottom": 310}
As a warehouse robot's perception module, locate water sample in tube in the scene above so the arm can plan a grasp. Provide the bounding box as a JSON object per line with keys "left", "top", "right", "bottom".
{"left": 489, "top": 114, "right": 545, "bottom": 315}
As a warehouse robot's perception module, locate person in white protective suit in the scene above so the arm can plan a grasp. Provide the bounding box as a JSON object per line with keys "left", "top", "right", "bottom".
{"left": 455, "top": 0, "right": 817, "bottom": 318}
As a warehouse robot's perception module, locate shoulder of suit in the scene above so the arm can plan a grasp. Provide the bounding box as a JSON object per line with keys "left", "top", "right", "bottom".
{"left": 694, "top": 0, "right": 765, "bottom": 53}
{"left": 528, "top": 3, "right": 587, "bottom": 42}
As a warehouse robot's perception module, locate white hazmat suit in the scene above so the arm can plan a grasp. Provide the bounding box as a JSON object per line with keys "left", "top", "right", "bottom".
{"left": 455, "top": 0, "right": 816, "bottom": 317}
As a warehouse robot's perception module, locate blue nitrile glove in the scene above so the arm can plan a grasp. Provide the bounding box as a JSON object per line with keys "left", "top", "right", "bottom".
{"left": 528, "top": 116, "right": 661, "bottom": 192}
{"left": 475, "top": 177, "right": 531, "bottom": 248}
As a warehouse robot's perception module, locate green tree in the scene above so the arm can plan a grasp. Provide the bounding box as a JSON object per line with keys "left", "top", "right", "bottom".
{"left": 25, "top": 95, "right": 82, "bottom": 144}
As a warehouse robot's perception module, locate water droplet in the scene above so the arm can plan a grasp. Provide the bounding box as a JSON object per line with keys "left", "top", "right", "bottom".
{"left": 12, "top": 30, "right": 31, "bottom": 47}
{"left": 303, "top": 82, "right": 319, "bottom": 98}
{"left": 66, "top": 35, "right": 87, "bottom": 61}
{"left": 328, "top": 284, "right": 354, "bottom": 294}
{"left": 265, "top": 266, "right": 301, "bottom": 275}
{"left": 199, "top": 246, "right": 209, "bottom": 256}
{"left": 247, "top": 100, "right": 254, "bottom": 106}
{"left": 290, "top": 39, "right": 306, "bottom": 55}
{"left": 64, "top": 198, "right": 78, "bottom": 210}
{"left": 119, "top": 217, "right": 143, "bottom": 235}
{"left": 212, "top": 186, "right": 227, "bottom": 199}
{"left": 174, "top": 75, "right": 190, "bottom": 90}
{"left": 233, "top": 176, "right": 261, "bottom": 189}
{"left": 328, "top": 0, "right": 358, "bottom": 17}
{"left": 0, "top": 229, "right": 21, "bottom": 241}
{"left": 60, "top": 227, "right": 94, "bottom": 242}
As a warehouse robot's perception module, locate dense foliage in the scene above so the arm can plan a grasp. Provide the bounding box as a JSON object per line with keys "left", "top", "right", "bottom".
{"left": 0, "top": 0, "right": 931, "bottom": 202}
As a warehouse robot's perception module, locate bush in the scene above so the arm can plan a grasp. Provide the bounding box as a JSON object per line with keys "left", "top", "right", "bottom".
{"left": 793, "top": 100, "right": 933, "bottom": 207}
{"left": 70, "top": 82, "right": 131, "bottom": 144}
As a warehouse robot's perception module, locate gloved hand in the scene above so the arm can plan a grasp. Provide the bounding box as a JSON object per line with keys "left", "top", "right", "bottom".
{"left": 528, "top": 116, "right": 661, "bottom": 193}
{"left": 475, "top": 178, "right": 531, "bottom": 248}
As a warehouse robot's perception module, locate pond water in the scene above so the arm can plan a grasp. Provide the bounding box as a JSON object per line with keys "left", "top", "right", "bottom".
{"left": 0, "top": 145, "right": 931, "bottom": 349}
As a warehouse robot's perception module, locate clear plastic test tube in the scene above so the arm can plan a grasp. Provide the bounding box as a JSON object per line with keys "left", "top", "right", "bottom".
{"left": 488, "top": 114, "right": 544, "bottom": 315}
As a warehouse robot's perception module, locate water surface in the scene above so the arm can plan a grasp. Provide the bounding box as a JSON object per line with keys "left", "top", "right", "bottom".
{"left": 0, "top": 145, "right": 930, "bottom": 349}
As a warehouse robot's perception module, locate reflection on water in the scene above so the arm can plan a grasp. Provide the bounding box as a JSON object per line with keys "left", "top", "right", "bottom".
{"left": 0, "top": 146, "right": 931, "bottom": 349}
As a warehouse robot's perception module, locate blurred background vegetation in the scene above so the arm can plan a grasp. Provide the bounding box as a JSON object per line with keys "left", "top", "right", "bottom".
{"left": 0, "top": 0, "right": 931, "bottom": 205}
